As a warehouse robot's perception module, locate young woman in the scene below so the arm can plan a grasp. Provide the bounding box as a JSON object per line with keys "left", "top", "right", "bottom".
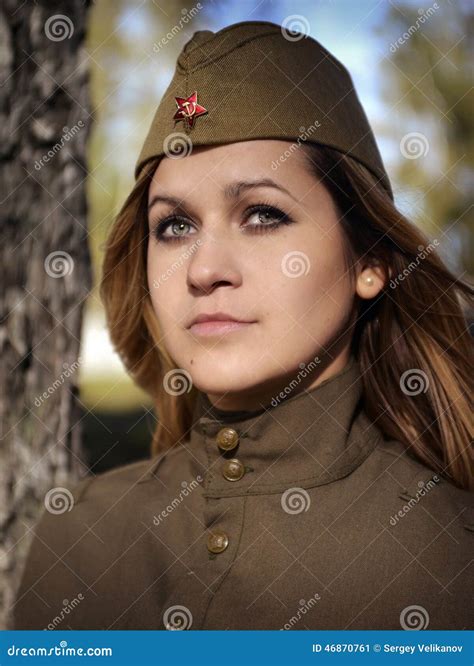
{"left": 14, "top": 20, "right": 473, "bottom": 631}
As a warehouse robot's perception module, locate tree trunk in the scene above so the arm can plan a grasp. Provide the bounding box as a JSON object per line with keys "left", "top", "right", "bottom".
{"left": 0, "top": 0, "right": 92, "bottom": 629}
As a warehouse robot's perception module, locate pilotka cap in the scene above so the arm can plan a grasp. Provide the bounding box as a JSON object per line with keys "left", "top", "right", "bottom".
{"left": 135, "top": 20, "right": 392, "bottom": 196}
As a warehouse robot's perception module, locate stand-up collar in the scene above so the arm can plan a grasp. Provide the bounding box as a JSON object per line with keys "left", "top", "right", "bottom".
{"left": 187, "top": 356, "right": 383, "bottom": 497}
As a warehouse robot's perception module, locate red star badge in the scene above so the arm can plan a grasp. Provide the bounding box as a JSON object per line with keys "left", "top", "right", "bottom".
{"left": 173, "top": 91, "right": 208, "bottom": 130}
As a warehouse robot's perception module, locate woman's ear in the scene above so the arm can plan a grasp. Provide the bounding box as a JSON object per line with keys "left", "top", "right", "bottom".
{"left": 355, "top": 262, "right": 388, "bottom": 300}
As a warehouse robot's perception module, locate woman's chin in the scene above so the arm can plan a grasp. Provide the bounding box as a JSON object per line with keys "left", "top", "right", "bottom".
{"left": 185, "top": 363, "right": 269, "bottom": 398}
{"left": 191, "top": 375, "right": 259, "bottom": 396}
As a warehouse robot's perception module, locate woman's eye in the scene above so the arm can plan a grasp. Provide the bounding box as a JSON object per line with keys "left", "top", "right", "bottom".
{"left": 151, "top": 204, "right": 293, "bottom": 244}
{"left": 244, "top": 205, "right": 290, "bottom": 229}
{"left": 152, "top": 218, "right": 196, "bottom": 242}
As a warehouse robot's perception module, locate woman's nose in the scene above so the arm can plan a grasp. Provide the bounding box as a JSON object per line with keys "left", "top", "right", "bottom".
{"left": 186, "top": 234, "right": 242, "bottom": 293}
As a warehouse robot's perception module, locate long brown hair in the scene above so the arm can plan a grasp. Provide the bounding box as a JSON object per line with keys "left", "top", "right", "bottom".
{"left": 100, "top": 144, "right": 474, "bottom": 490}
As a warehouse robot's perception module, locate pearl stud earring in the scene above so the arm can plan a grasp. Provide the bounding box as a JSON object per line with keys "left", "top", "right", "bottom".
{"left": 364, "top": 276, "right": 374, "bottom": 286}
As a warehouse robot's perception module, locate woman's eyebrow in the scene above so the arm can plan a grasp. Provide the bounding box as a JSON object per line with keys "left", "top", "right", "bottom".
{"left": 148, "top": 178, "right": 298, "bottom": 213}
{"left": 148, "top": 194, "right": 186, "bottom": 213}
{"left": 222, "top": 178, "right": 298, "bottom": 202}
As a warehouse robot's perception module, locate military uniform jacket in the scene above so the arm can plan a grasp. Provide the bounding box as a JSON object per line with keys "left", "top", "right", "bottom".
{"left": 13, "top": 358, "right": 474, "bottom": 630}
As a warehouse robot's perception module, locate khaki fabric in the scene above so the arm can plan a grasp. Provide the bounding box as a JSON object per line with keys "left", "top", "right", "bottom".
{"left": 135, "top": 20, "right": 392, "bottom": 197}
{"left": 13, "top": 357, "right": 473, "bottom": 630}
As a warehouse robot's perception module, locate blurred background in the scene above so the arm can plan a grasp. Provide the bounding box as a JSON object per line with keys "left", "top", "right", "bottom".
{"left": 81, "top": 0, "right": 473, "bottom": 471}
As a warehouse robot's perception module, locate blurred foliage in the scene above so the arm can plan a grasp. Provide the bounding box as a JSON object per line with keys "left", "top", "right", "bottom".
{"left": 382, "top": 2, "right": 473, "bottom": 276}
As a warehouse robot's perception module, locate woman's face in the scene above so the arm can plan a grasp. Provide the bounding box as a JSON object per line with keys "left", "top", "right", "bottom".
{"left": 146, "top": 139, "right": 380, "bottom": 410}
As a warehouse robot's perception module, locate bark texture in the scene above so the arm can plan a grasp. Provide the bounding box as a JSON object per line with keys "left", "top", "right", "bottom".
{"left": 0, "top": 0, "right": 92, "bottom": 629}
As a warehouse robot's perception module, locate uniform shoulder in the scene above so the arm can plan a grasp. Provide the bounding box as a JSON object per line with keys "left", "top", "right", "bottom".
{"left": 372, "top": 437, "right": 474, "bottom": 528}
{"left": 19, "top": 457, "right": 157, "bottom": 552}
{"left": 12, "top": 456, "right": 160, "bottom": 629}
{"left": 17, "top": 457, "right": 160, "bottom": 561}
{"left": 68, "top": 456, "right": 159, "bottom": 506}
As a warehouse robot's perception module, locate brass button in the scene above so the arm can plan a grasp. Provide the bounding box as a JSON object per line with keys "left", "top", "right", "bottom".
{"left": 207, "top": 529, "right": 229, "bottom": 554}
{"left": 222, "top": 458, "right": 245, "bottom": 482}
{"left": 216, "top": 427, "right": 239, "bottom": 452}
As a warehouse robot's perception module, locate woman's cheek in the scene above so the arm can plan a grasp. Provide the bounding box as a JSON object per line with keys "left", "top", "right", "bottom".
{"left": 147, "top": 253, "right": 182, "bottom": 322}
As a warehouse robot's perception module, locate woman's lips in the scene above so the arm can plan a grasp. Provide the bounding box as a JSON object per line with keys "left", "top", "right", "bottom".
{"left": 189, "top": 320, "right": 254, "bottom": 336}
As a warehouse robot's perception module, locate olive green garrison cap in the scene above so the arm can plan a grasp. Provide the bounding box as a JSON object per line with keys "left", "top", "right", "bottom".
{"left": 135, "top": 20, "right": 391, "bottom": 196}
